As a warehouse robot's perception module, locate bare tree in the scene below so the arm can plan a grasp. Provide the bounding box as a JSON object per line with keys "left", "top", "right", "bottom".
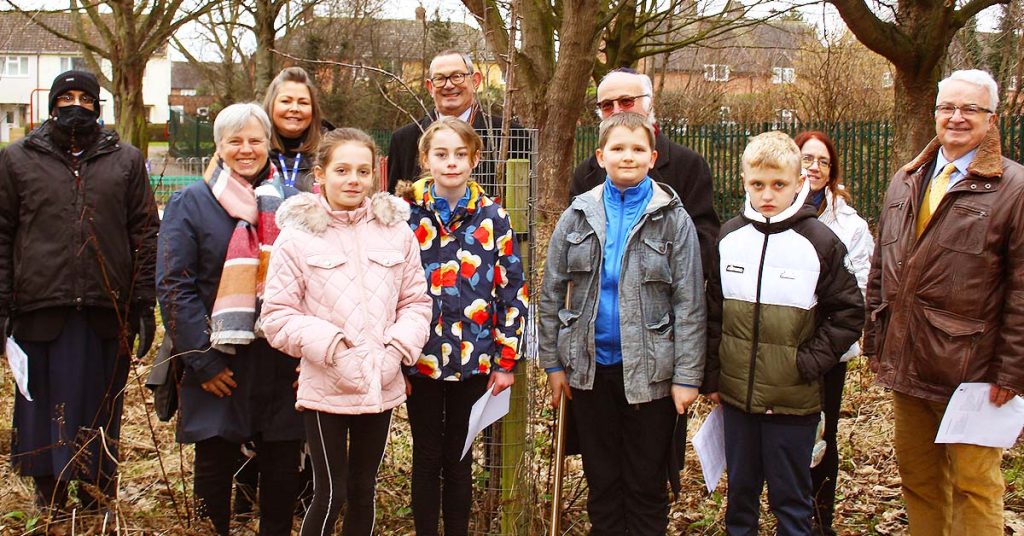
{"left": 172, "top": 1, "right": 258, "bottom": 110}
{"left": 784, "top": 31, "right": 895, "bottom": 123}
{"left": 829, "top": 0, "right": 1007, "bottom": 164}
{"left": 6, "top": 0, "right": 219, "bottom": 153}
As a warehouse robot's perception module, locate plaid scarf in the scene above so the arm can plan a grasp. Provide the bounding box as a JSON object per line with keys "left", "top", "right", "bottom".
{"left": 207, "top": 158, "right": 285, "bottom": 350}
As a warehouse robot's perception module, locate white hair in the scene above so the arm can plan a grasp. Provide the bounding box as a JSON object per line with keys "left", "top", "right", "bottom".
{"left": 213, "top": 102, "right": 272, "bottom": 145}
{"left": 938, "top": 70, "right": 1000, "bottom": 110}
{"left": 595, "top": 70, "right": 658, "bottom": 125}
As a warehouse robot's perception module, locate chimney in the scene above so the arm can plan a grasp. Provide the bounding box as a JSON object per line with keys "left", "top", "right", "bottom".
{"left": 416, "top": 6, "right": 426, "bottom": 22}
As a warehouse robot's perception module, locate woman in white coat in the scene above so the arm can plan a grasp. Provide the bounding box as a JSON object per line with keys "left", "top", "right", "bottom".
{"left": 794, "top": 131, "right": 873, "bottom": 536}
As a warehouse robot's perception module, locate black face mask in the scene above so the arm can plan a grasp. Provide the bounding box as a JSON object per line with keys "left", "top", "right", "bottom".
{"left": 54, "top": 105, "right": 99, "bottom": 133}
{"left": 51, "top": 105, "right": 100, "bottom": 151}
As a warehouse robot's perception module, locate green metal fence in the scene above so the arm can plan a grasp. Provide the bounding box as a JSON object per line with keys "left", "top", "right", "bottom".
{"left": 168, "top": 109, "right": 214, "bottom": 158}
{"left": 575, "top": 116, "right": 1024, "bottom": 224}
{"left": 163, "top": 114, "right": 1024, "bottom": 222}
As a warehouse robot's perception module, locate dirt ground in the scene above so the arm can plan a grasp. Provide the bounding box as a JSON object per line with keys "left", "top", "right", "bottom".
{"left": 1, "top": 346, "right": 1022, "bottom": 535}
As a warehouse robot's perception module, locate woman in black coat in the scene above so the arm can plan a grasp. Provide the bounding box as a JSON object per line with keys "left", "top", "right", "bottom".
{"left": 157, "top": 102, "right": 303, "bottom": 536}
{"left": 263, "top": 66, "right": 334, "bottom": 193}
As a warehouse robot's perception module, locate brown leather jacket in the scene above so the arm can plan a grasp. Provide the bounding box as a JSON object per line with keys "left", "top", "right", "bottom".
{"left": 864, "top": 130, "right": 1024, "bottom": 402}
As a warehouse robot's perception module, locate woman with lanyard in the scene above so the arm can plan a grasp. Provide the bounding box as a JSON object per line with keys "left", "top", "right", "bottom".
{"left": 263, "top": 67, "right": 334, "bottom": 193}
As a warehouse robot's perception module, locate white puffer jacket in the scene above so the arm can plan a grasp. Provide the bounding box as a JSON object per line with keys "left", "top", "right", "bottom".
{"left": 818, "top": 189, "right": 873, "bottom": 361}
{"left": 261, "top": 192, "right": 432, "bottom": 415}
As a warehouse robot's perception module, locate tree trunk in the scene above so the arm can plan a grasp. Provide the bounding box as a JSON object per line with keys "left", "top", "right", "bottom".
{"left": 892, "top": 68, "right": 942, "bottom": 165}
{"left": 113, "top": 61, "right": 149, "bottom": 154}
{"left": 254, "top": 0, "right": 279, "bottom": 96}
{"left": 531, "top": 1, "right": 604, "bottom": 226}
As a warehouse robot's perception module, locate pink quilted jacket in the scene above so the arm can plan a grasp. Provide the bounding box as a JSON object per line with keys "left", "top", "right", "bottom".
{"left": 261, "top": 192, "right": 432, "bottom": 415}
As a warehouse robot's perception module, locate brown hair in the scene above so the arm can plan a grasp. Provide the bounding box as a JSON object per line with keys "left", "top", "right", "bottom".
{"left": 263, "top": 66, "right": 324, "bottom": 155}
{"left": 597, "top": 112, "right": 656, "bottom": 150}
{"left": 416, "top": 117, "right": 484, "bottom": 177}
{"left": 793, "top": 130, "right": 852, "bottom": 208}
{"left": 315, "top": 128, "right": 380, "bottom": 192}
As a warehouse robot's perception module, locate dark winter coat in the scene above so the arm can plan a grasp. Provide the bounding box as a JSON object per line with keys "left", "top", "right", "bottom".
{"left": 386, "top": 108, "right": 531, "bottom": 194}
{"left": 864, "top": 130, "right": 1024, "bottom": 402}
{"left": 157, "top": 175, "right": 303, "bottom": 444}
{"left": 269, "top": 119, "right": 335, "bottom": 192}
{"left": 703, "top": 184, "right": 863, "bottom": 416}
{"left": 0, "top": 121, "right": 159, "bottom": 333}
{"left": 571, "top": 132, "right": 720, "bottom": 276}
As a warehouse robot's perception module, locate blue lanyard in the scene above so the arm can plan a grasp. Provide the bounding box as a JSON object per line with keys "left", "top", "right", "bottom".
{"left": 278, "top": 153, "right": 301, "bottom": 187}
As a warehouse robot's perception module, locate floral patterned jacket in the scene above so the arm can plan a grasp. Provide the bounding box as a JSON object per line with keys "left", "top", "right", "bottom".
{"left": 398, "top": 178, "right": 528, "bottom": 381}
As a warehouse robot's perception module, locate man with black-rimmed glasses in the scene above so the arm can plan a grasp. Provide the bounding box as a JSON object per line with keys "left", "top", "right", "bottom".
{"left": 387, "top": 50, "right": 528, "bottom": 193}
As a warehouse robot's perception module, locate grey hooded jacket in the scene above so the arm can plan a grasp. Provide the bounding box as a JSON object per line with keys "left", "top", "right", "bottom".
{"left": 538, "top": 181, "right": 707, "bottom": 404}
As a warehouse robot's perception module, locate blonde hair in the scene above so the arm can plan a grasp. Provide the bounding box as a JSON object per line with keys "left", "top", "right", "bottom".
{"left": 416, "top": 117, "right": 483, "bottom": 177}
{"left": 315, "top": 128, "right": 380, "bottom": 192}
{"left": 263, "top": 66, "right": 324, "bottom": 155}
{"left": 597, "top": 112, "right": 656, "bottom": 149}
{"left": 741, "top": 131, "right": 801, "bottom": 177}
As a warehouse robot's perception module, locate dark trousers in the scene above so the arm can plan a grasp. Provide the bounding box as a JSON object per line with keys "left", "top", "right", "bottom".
{"left": 406, "top": 374, "right": 489, "bottom": 536}
{"left": 300, "top": 410, "right": 392, "bottom": 536}
{"left": 811, "top": 362, "right": 846, "bottom": 535}
{"left": 723, "top": 403, "right": 817, "bottom": 536}
{"left": 571, "top": 364, "right": 677, "bottom": 536}
{"left": 194, "top": 436, "right": 302, "bottom": 536}
{"left": 11, "top": 311, "right": 128, "bottom": 511}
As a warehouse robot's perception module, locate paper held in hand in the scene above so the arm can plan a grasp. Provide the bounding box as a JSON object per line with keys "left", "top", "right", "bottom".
{"left": 5, "top": 336, "right": 32, "bottom": 401}
{"left": 461, "top": 387, "right": 512, "bottom": 460}
{"left": 935, "top": 382, "right": 1024, "bottom": 449}
{"left": 693, "top": 405, "right": 726, "bottom": 493}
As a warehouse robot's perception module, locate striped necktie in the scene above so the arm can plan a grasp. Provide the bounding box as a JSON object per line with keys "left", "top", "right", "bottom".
{"left": 916, "top": 162, "right": 957, "bottom": 237}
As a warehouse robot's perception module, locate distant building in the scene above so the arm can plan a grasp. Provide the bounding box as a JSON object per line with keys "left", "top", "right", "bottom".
{"left": 277, "top": 11, "right": 504, "bottom": 92}
{"left": 169, "top": 61, "right": 217, "bottom": 116}
{"left": 0, "top": 11, "right": 172, "bottom": 142}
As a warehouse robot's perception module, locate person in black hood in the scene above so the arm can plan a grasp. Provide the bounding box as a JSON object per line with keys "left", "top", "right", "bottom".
{"left": 0, "top": 70, "right": 160, "bottom": 515}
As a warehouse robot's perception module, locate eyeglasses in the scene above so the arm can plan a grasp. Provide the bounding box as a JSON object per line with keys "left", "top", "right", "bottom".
{"left": 596, "top": 94, "right": 649, "bottom": 114}
{"left": 429, "top": 72, "right": 469, "bottom": 87}
{"left": 800, "top": 155, "right": 831, "bottom": 169}
{"left": 56, "top": 93, "right": 97, "bottom": 106}
{"left": 934, "top": 103, "right": 994, "bottom": 118}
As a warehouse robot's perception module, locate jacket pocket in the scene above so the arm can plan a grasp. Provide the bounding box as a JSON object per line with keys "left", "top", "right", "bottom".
{"left": 869, "top": 301, "right": 889, "bottom": 354}
{"left": 645, "top": 312, "right": 674, "bottom": 383}
{"left": 879, "top": 199, "right": 906, "bottom": 245}
{"left": 557, "top": 309, "right": 581, "bottom": 371}
{"left": 912, "top": 306, "right": 985, "bottom": 388}
{"left": 329, "top": 345, "right": 370, "bottom": 394}
{"left": 306, "top": 254, "right": 348, "bottom": 269}
{"left": 566, "top": 229, "right": 597, "bottom": 274}
{"left": 937, "top": 202, "right": 990, "bottom": 255}
{"left": 641, "top": 238, "right": 674, "bottom": 321}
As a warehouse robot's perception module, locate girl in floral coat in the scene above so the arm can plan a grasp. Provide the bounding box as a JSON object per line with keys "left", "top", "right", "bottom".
{"left": 395, "top": 117, "right": 528, "bottom": 536}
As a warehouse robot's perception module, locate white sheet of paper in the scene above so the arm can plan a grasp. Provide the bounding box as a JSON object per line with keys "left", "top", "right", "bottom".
{"left": 461, "top": 387, "right": 512, "bottom": 460}
{"left": 5, "top": 336, "right": 32, "bottom": 401}
{"left": 693, "top": 405, "right": 726, "bottom": 493}
{"left": 935, "top": 382, "right": 1024, "bottom": 449}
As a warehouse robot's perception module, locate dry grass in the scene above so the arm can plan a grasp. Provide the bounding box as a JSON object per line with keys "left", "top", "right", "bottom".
{"left": 2, "top": 347, "right": 1022, "bottom": 535}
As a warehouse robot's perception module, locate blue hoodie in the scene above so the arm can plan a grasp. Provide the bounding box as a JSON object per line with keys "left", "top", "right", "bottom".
{"left": 595, "top": 176, "right": 653, "bottom": 366}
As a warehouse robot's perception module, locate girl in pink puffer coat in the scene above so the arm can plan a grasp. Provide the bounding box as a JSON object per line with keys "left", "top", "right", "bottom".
{"left": 261, "top": 128, "right": 432, "bottom": 536}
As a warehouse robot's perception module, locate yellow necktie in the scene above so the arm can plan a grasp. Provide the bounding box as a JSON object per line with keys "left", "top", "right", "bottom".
{"left": 917, "top": 162, "right": 957, "bottom": 237}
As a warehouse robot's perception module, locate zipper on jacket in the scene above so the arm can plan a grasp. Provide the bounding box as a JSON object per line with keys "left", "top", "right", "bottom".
{"left": 746, "top": 223, "right": 771, "bottom": 413}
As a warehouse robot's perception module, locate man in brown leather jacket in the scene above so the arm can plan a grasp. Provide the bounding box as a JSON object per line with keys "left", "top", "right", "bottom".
{"left": 864, "top": 69, "right": 1024, "bottom": 536}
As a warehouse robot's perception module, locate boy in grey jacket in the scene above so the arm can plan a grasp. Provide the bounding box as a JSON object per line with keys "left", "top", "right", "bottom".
{"left": 538, "top": 112, "right": 707, "bottom": 534}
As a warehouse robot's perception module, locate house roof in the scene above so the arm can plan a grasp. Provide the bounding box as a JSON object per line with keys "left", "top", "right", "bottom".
{"left": 663, "top": 18, "right": 819, "bottom": 75}
{"left": 172, "top": 61, "right": 207, "bottom": 90}
{"left": 278, "top": 17, "right": 494, "bottom": 64}
{"left": 0, "top": 10, "right": 167, "bottom": 56}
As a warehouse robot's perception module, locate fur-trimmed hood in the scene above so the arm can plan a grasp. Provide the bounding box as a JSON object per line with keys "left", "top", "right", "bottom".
{"left": 276, "top": 191, "right": 411, "bottom": 235}
{"left": 902, "top": 128, "right": 1004, "bottom": 179}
